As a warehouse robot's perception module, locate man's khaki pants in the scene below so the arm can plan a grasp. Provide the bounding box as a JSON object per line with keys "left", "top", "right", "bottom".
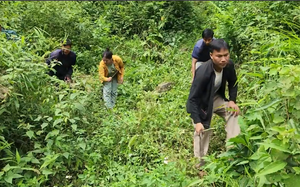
{"left": 193, "top": 95, "right": 240, "bottom": 166}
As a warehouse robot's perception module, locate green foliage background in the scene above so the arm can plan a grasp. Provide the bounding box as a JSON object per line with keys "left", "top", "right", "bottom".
{"left": 0, "top": 1, "right": 300, "bottom": 186}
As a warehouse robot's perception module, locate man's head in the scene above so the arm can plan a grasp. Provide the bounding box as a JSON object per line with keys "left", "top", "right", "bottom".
{"left": 61, "top": 39, "right": 72, "bottom": 55}
{"left": 202, "top": 28, "right": 214, "bottom": 45}
{"left": 209, "top": 39, "right": 230, "bottom": 70}
{"left": 102, "top": 48, "right": 113, "bottom": 65}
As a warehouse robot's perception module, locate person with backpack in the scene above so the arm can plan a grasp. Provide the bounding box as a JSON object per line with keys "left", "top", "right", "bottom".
{"left": 98, "top": 48, "right": 124, "bottom": 109}
{"left": 46, "top": 39, "right": 76, "bottom": 82}
{"left": 191, "top": 28, "right": 215, "bottom": 83}
{"left": 186, "top": 39, "right": 241, "bottom": 168}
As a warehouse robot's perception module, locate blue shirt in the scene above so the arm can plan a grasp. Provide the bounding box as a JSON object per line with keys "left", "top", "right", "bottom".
{"left": 191, "top": 38, "right": 215, "bottom": 62}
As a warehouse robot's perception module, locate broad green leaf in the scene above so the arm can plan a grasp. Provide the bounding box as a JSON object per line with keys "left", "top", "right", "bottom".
{"left": 284, "top": 174, "right": 300, "bottom": 187}
{"left": 256, "top": 161, "right": 287, "bottom": 176}
{"left": 59, "top": 94, "right": 64, "bottom": 101}
{"left": 186, "top": 179, "right": 204, "bottom": 187}
{"left": 74, "top": 103, "right": 85, "bottom": 111}
{"left": 53, "top": 118, "right": 63, "bottom": 127}
{"left": 289, "top": 119, "right": 299, "bottom": 134}
{"left": 2, "top": 164, "right": 20, "bottom": 172}
{"left": 257, "top": 176, "right": 267, "bottom": 187}
{"left": 45, "top": 130, "right": 60, "bottom": 140}
{"left": 70, "top": 93, "right": 79, "bottom": 100}
{"left": 270, "top": 149, "right": 289, "bottom": 161}
{"left": 79, "top": 142, "right": 86, "bottom": 150}
{"left": 227, "top": 136, "right": 247, "bottom": 146}
{"left": 14, "top": 100, "right": 20, "bottom": 110}
{"left": 273, "top": 115, "right": 285, "bottom": 124}
{"left": 42, "top": 169, "right": 53, "bottom": 175}
{"left": 63, "top": 152, "right": 70, "bottom": 159}
{"left": 258, "top": 142, "right": 291, "bottom": 153}
{"left": 255, "top": 99, "right": 281, "bottom": 111}
{"left": 128, "top": 135, "right": 138, "bottom": 150}
{"left": 258, "top": 115, "right": 265, "bottom": 130}
{"left": 31, "top": 158, "right": 40, "bottom": 164}
{"left": 246, "top": 72, "right": 264, "bottom": 78}
{"left": 246, "top": 112, "right": 262, "bottom": 121}
{"left": 293, "top": 167, "right": 300, "bottom": 174}
{"left": 34, "top": 115, "right": 42, "bottom": 121}
{"left": 26, "top": 131, "right": 35, "bottom": 139}
{"left": 71, "top": 125, "right": 77, "bottom": 131}
{"left": 55, "top": 109, "right": 61, "bottom": 116}
{"left": 4, "top": 171, "right": 23, "bottom": 184}
{"left": 16, "top": 149, "right": 21, "bottom": 164}
{"left": 41, "top": 123, "right": 48, "bottom": 129}
{"left": 40, "top": 154, "right": 60, "bottom": 169}
{"left": 237, "top": 160, "right": 249, "bottom": 166}
{"left": 249, "top": 135, "right": 262, "bottom": 140}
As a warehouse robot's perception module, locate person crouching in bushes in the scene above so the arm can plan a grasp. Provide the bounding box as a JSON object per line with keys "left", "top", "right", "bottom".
{"left": 98, "top": 48, "right": 124, "bottom": 109}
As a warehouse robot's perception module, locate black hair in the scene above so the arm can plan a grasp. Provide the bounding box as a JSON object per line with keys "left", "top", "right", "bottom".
{"left": 209, "top": 39, "right": 230, "bottom": 53}
{"left": 102, "top": 48, "right": 113, "bottom": 59}
{"left": 202, "top": 28, "right": 214, "bottom": 39}
{"left": 61, "top": 39, "right": 72, "bottom": 46}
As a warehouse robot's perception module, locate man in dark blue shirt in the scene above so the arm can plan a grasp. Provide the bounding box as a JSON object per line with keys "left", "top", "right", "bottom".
{"left": 191, "top": 29, "right": 215, "bottom": 83}
{"left": 46, "top": 39, "right": 76, "bottom": 82}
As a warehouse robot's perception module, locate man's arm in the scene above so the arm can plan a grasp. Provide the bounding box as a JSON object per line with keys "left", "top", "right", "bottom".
{"left": 46, "top": 50, "right": 60, "bottom": 65}
{"left": 191, "top": 43, "right": 204, "bottom": 80}
{"left": 191, "top": 58, "right": 198, "bottom": 80}
{"left": 45, "top": 50, "right": 60, "bottom": 76}
{"left": 187, "top": 69, "right": 207, "bottom": 124}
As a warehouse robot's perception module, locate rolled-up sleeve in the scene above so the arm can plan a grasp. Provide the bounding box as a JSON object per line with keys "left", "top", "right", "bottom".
{"left": 191, "top": 41, "right": 204, "bottom": 60}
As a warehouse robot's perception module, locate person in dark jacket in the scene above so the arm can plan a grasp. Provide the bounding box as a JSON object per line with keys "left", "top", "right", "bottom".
{"left": 46, "top": 39, "right": 76, "bottom": 82}
{"left": 186, "top": 39, "right": 240, "bottom": 167}
{"left": 191, "top": 28, "right": 215, "bottom": 83}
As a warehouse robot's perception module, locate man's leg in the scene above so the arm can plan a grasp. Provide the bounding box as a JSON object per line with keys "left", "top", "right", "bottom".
{"left": 193, "top": 122, "right": 212, "bottom": 167}
{"left": 213, "top": 95, "right": 240, "bottom": 141}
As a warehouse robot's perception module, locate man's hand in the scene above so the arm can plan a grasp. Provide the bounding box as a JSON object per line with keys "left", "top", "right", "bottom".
{"left": 195, "top": 123, "right": 205, "bottom": 135}
{"left": 227, "top": 101, "right": 240, "bottom": 117}
{"left": 107, "top": 77, "right": 112, "bottom": 82}
{"left": 64, "top": 76, "right": 71, "bottom": 83}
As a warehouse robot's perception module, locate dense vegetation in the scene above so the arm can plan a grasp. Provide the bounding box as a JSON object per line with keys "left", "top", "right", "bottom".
{"left": 1, "top": 1, "right": 300, "bottom": 186}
